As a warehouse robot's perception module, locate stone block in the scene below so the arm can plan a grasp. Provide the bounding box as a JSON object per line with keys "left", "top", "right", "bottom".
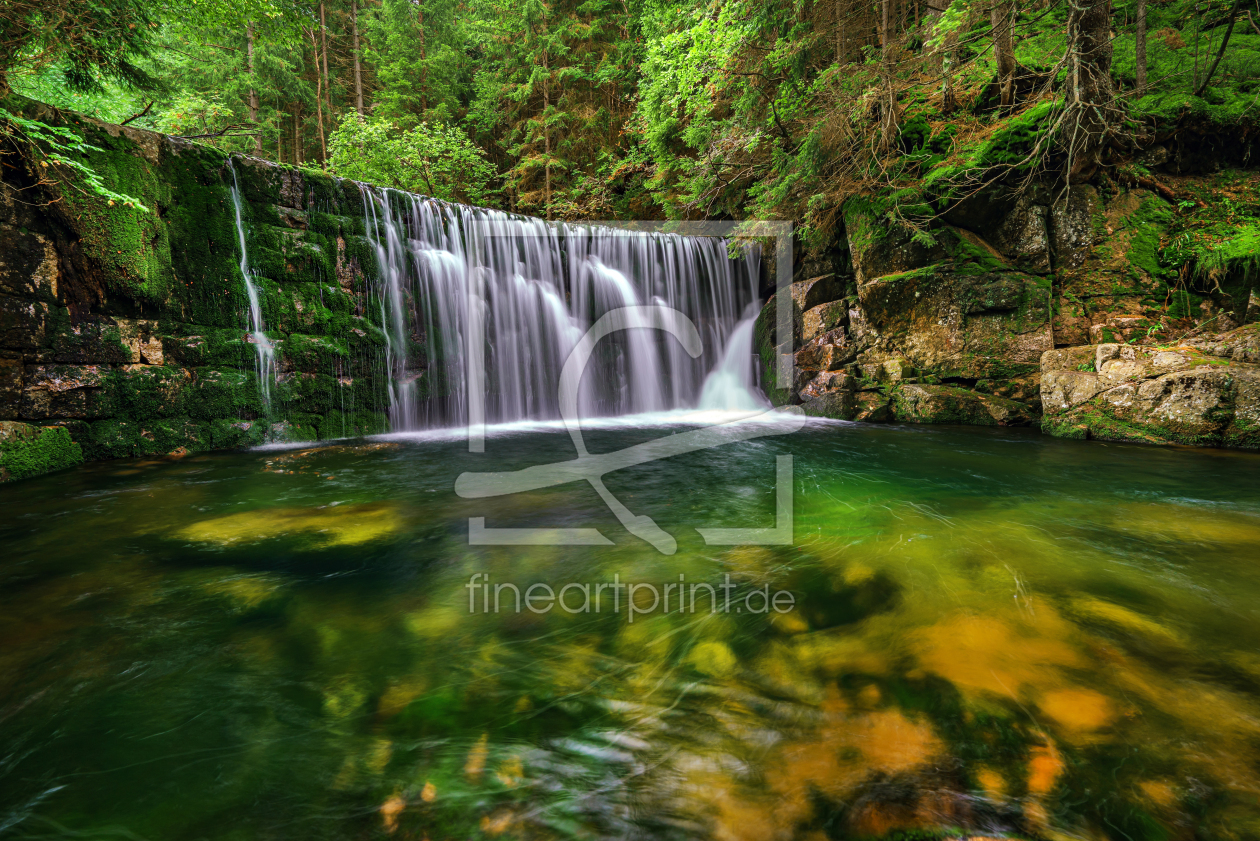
{"left": 20, "top": 365, "right": 112, "bottom": 420}
{"left": 0, "top": 296, "right": 48, "bottom": 350}
{"left": 801, "top": 301, "right": 848, "bottom": 343}
{"left": 790, "top": 275, "right": 843, "bottom": 314}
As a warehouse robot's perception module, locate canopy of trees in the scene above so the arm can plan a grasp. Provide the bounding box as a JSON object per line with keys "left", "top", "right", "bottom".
{"left": 3, "top": 0, "right": 1260, "bottom": 233}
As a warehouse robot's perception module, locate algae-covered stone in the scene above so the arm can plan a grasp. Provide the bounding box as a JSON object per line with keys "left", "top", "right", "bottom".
{"left": 853, "top": 392, "right": 892, "bottom": 422}
{"left": 0, "top": 420, "right": 83, "bottom": 482}
{"left": 802, "top": 390, "right": 856, "bottom": 420}
{"left": 50, "top": 316, "right": 132, "bottom": 363}
{"left": 892, "top": 384, "right": 1034, "bottom": 426}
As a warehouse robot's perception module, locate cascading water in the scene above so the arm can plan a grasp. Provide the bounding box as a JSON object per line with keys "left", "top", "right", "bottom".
{"left": 360, "top": 186, "right": 762, "bottom": 430}
{"left": 697, "top": 307, "right": 770, "bottom": 412}
{"left": 228, "top": 160, "right": 276, "bottom": 415}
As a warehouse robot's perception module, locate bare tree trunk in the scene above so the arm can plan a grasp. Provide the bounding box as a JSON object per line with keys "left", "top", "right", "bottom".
{"left": 309, "top": 30, "right": 327, "bottom": 167}
{"left": 1135, "top": 0, "right": 1147, "bottom": 90}
{"left": 835, "top": 0, "right": 844, "bottom": 62}
{"left": 543, "top": 48, "right": 551, "bottom": 219}
{"left": 418, "top": 1, "right": 427, "bottom": 112}
{"left": 294, "top": 108, "right": 302, "bottom": 166}
{"left": 320, "top": 1, "right": 333, "bottom": 120}
{"left": 352, "top": 0, "right": 364, "bottom": 115}
{"left": 992, "top": 0, "right": 1016, "bottom": 107}
{"left": 246, "top": 22, "right": 261, "bottom": 153}
{"left": 1195, "top": 0, "right": 1243, "bottom": 95}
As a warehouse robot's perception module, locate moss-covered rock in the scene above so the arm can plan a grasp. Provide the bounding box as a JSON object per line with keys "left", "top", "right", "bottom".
{"left": 1040, "top": 342, "right": 1260, "bottom": 448}
{"left": 891, "top": 384, "right": 1035, "bottom": 426}
{"left": 0, "top": 420, "right": 83, "bottom": 481}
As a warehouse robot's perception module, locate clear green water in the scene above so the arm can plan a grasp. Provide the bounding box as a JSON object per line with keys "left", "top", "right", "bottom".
{"left": 2, "top": 422, "right": 1260, "bottom": 841}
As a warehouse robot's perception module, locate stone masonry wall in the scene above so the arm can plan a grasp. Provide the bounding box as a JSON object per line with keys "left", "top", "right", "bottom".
{"left": 0, "top": 96, "right": 394, "bottom": 481}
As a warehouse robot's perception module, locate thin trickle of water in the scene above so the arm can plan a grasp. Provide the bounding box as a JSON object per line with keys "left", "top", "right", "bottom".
{"left": 360, "top": 187, "right": 762, "bottom": 430}
{"left": 228, "top": 160, "right": 276, "bottom": 416}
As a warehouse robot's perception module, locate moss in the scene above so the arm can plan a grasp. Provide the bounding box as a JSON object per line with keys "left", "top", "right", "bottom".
{"left": 752, "top": 295, "right": 795, "bottom": 407}
{"left": 187, "top": 368, "right": 268, "bottom": 421}
{"left": 923, "top": 99, "right": 1059, "bottom": 200}
{"left": 283, "top": 333, "right": 351, "bottom": 372}
{"left": 160, "top": 328, "right": 254, "bottom": 368}
{"left": 1123, "top": 194, "right": 1175, "bottom": 283}
{"left": 1050, "top": 404, "right": 1225, "bottom": 448}
{"left": 104, "top": 365, "right": 190, "bottom": 421}
{"left": 50, "top": 317, "right": 131, "bottom": 363}
{"left": 0, "top": 421, "right": 83, "bottom": 481}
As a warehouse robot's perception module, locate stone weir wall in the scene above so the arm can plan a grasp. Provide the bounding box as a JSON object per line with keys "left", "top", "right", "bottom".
{"left": 1, "top": 97, "right": 394, "bottom": 482}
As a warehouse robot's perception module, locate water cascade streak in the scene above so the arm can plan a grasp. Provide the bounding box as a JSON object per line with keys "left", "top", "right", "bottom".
{"left": 361, "top": 187, "right": 763, "bottom": 429}
{"left": 228, "top": 160, "right": 276, "bottom": 416}
{"left": 698, "top": 308, "right": 770, "bottom": 412}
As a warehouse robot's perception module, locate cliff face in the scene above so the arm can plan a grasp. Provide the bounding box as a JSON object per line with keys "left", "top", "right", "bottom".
{"left": 757, "top": 174, "right": 1260, "bottom": 451}
{"left": 1, "top": 98, "right": 391, "bottom": 481}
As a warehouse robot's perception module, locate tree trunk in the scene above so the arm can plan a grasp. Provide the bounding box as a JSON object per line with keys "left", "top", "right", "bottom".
{"left": 246, "top": 22, "right": 261, "bottom": 153}
{"left": 1065, "top": 0, "right": 1116, "bottom": 166}
{"left": 879, "top": 0, "right": 899, "bottom": 150}
{"left": 992, "top": 0, "right": 1016, "bottom": 107}
{"left": 1135, "top": 0, "right": 1147, "bottom": 90}
{"left": 1195, "top": 0, "right": 1243, "bottom": 96}
{"left": 320, "top": 1, "right": 333, "bottom": 119}
{"left": 543, "top": 48, "right": 551, "bottom": 219}
{"left": 352, "top": 0, "right": 364, "bottom": 115}
{"left": 930, "top": 0, "right": 956, "bottom": 112}
{"left": 294, "top": 108, "right": 302, "bottom": 166}
{"left": 418, "top": 1, "right": 427, "bottom": 112}
{"left": 309, "top": 30, "right": 327, "bottom": 167}
{"left": 835, "top": 0, "right": 844, "bottom": 62}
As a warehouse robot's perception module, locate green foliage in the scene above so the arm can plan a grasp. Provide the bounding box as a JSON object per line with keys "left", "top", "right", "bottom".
{"left": 0, "top": 105, "right": 149, "bottom": 210}
{"left": 327, "top": 114, "right": 496, "bottom": 204}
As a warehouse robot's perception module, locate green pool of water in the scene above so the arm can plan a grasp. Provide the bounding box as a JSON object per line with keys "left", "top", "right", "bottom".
{"left": 2, "top": 421, "right": 1259, "bottom": 841}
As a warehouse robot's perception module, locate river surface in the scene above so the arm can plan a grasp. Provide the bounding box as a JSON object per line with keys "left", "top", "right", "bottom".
{"left": 2, "top": 418, "right": 1259, "bottom": 841}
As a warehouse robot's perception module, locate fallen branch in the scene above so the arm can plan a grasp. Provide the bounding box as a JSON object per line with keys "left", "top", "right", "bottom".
{"left": 1134, "top": 174, "right": 1207, "bottom": 208}
{"left": 119, "top": 100, "right": 153, "bottom": 126}
{"left": 174, "top": 124, "right": 257, "bottom": 140}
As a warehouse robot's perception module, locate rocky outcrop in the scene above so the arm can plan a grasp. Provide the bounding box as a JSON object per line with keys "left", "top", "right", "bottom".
{"left": 1040, "top": 331, "right": 1260, "bottom": 448}
{"left": 0, "top": 96, "right": 391, "bottom": 480}
{"left": 756, "top": 198, "right": 1057, "bottom": 427}
{"left": 755, "top": 170, "right": 1260, "bottom": 452}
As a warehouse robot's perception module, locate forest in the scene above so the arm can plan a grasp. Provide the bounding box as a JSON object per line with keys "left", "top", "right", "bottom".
{"left": 4, "top": 0, "right": 1259, "bottom": 240}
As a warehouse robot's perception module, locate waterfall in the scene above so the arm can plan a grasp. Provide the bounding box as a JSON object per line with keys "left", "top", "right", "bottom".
{"left": 360, "top": 186, "right": 761, "bottom": 430}
{"left": 697, "top": 309, "right": 769, "bottom": 412}
{"left": 227, "top": 161, "right": 276, "bottom": 415}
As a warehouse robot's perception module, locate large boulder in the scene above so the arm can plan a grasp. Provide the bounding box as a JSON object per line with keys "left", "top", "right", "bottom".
{"left": 1040, "top": 342, "right": 1260, "bottom": 448}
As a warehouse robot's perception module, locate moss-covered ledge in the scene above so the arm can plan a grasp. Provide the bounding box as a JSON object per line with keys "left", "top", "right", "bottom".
{"left": 0, "top": 421, "right": 82, "bottom": 482}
